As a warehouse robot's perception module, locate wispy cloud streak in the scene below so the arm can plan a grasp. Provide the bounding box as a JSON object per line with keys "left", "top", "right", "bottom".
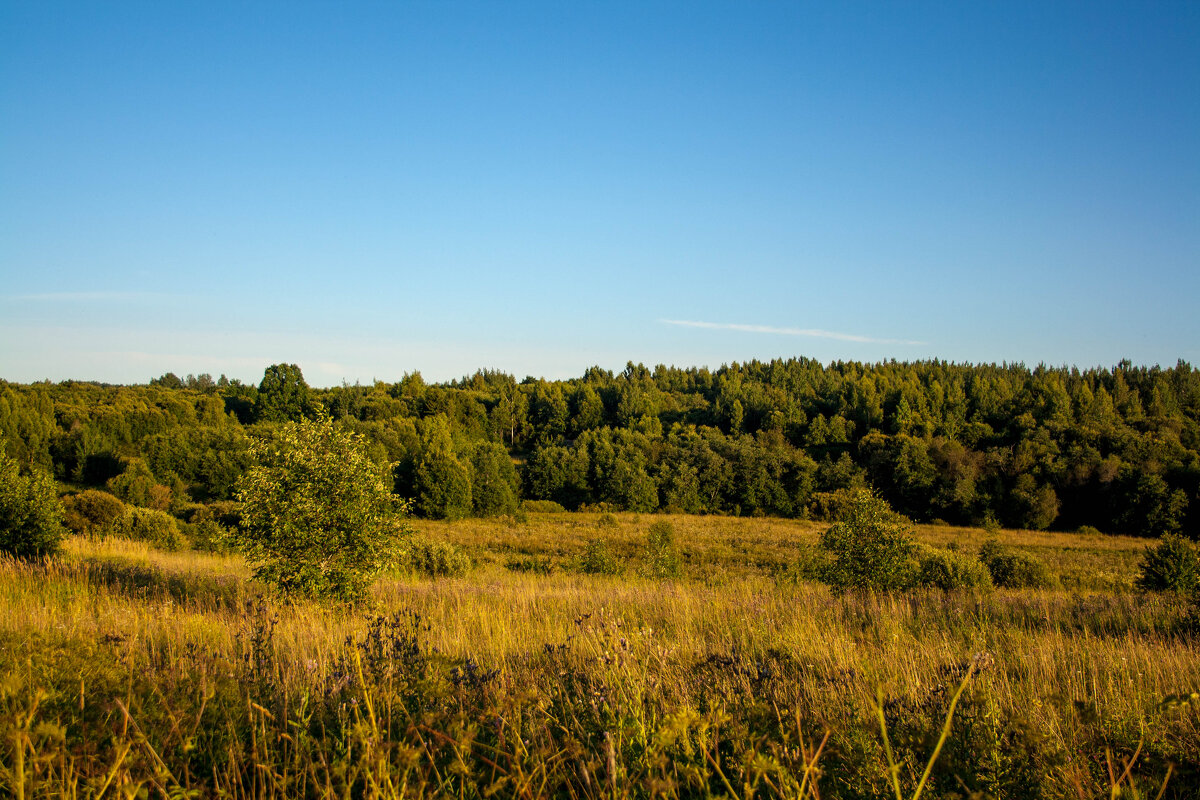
{"left": 660, "top": 319, "right": 926, "bottom": 346}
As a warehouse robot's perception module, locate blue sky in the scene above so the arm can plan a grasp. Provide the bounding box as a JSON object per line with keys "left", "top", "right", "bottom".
{"left": 2, "top": 1, "right": 1197, "bottom": 386}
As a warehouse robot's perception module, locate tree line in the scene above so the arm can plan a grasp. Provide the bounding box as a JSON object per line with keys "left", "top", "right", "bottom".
{"left": 1, "top": 357, "right": 1197, "bottom": 537}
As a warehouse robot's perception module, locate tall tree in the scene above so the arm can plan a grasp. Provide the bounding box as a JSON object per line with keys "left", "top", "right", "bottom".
{"left": 256, "top": 363, "right": 313, "bottom": 423}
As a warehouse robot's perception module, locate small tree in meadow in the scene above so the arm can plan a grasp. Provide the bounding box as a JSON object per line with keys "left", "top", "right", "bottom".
{"left": 0, "top": 448, "right": 64, "bottom": 559}
{"left": 580, "top": 537, "right": 623, "bottom": 575}
{"left": 818, "top": 489, "right": 916, "bottom": 591}
{"left": 978, "top": 539, "right": 1057, "bottom": 589}
{"left": 915, "top": 545, "right": 993, "bottom": 591}
{"left": 642, "top": 520, "right": 681, "bottom": 579}
{"left": 1136, "top": 534, "right": 1199, "bottom": 594}
{"left": 235, "top": 412, "right": 411, "bottom": 601}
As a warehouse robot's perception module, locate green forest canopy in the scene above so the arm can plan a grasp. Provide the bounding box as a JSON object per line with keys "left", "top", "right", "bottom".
{"left": 1, "top": 358, "right": 1197, "bottom": 537}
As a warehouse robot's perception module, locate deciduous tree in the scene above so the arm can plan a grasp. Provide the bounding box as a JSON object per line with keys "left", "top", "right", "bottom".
{"left": 0, "top": 447, "right": 64, "bottom": 558}
{"left": 235, "top": 413, "right": 409, "bottom": 600}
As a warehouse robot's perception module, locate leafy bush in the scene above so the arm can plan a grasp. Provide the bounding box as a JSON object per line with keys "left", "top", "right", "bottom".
{"left": 818, "top": 490, "right": 917, "bottom": 591}
{"left": 235, "top": 413, "right": 412, "bottom": 601}
{"left": 1076, "top": 525, "right": 1103, "bottom": 537}
{"left": 642, "top": 520, "right": 681, "bottom": 579}
{"left": 579, "top": 537, "right": 622, "bottom": 575}
{"left": 106, "top": 458, "right": 172, "bottom": 511}
{"left": 207, "top": 501, "right": 241, "bottom": 528}
{"left": 521, "top": 499, "right": 566, "bottom": 514}
{"left": 0, "top": 449, "right": 64, "bottom": 558}
{"left": 597, "top": 512, "right": 619, "bottom": 528}
{"left": 104, "top": 507, "right": 184, "bottom": 550}
{"left": 978, "top": 540, "right": 1057, "bottom": 589}
{"left": 1135, "top": 534, "right": 1199, "bottom": 594}
{"left": 188, "top": 518, "right": 234, "bottom": 554}
{"left": 62, "top": 489, "right": 126, "bottom": 536}
{"left": 915, "top": 545, "right": 993, "bottom": 591}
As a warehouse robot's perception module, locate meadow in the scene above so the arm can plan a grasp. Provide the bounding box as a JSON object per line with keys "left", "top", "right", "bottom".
{"left": 2, "top": 512, "right": 1198, "bottom": 799}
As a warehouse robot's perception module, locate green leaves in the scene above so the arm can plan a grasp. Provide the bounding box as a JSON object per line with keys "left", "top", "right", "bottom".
{"left": 1135, "top": 533, "right": 1199, "bottom": 594}
{"left": 642, "top": 521, "right": 681, "bottom": 579}
{"left": 0, "top": 448, "right": 64, "bottom": 559}
{"left": 235, "top": 413, "right": 410, "bottom": 601}
{"left": 818, "top": 490, "right": 917, "bottom": 591}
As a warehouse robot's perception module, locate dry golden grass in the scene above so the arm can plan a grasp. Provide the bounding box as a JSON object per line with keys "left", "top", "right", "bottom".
{"left": 3, "top": 526, "right": 1188, "bottom": 728}
{"left": 1, "top": 518, "right": 1193, "bottom": 799}
{"left": 417, "top": 511, "right": 1149, "bottom": 589}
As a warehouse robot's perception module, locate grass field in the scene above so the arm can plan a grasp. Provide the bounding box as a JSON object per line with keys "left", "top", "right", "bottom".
{"left": 2, "top": 513, "right": 1197, "bottom": 799}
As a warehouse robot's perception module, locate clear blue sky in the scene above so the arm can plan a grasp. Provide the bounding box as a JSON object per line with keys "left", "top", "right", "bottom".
{"left": 2, "top": 1, "right": 1197, "bottom": 386}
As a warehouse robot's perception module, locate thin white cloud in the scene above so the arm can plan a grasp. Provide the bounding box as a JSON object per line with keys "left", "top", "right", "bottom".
{"left": 660, "top": 319, "right": 926, "bottom": 346}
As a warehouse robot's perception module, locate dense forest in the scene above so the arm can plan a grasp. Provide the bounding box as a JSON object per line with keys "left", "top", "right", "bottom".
{"left": 1, "top": 358, "right": 1197, "bottom": 537}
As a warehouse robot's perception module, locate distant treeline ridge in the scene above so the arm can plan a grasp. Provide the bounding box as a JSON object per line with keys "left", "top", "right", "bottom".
{"left": 1, "top": 358, "right": 1197, "bottom": 537}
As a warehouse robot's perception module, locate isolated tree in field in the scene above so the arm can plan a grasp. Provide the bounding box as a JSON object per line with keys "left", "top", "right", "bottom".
{"left": 819, "top": 488, "right": 917, "bottom": 591}
{"left": 235, "top": 412, "right": 410, "bottom": 600}
{"left": 0, "top": 447, "right": 64, "bottom": 558}
{"left": 1136, "top": 534, "right": 1198, "bottom": 594}
{"left": 641, "top": 520, "right": 681, "bottom": 579}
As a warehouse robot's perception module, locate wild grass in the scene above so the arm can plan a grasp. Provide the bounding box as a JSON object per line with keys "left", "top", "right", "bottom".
{"left": 420, "top": 511, "right": 1146, "bottom": 590}
{"left": 1, "top": 518, "right": 1196, "bottom": 799}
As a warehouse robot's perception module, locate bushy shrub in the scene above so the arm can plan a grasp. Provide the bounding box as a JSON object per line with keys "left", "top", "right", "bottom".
{"left": 0, "top": 449, "right": 64, "bottom": 558}
{"left": 104, "top": 507, "right": 184, "bottom": 550}
{"left": 62, "top": 489, "right": 126, "bottom": 536}
{"left": 236, "top": 413, "right": 412, "bottom": 601}
{"left": 597, "top": 512, "right": 619, "bottom": 528}
{"left": 398, "top": 536, "right": 471, "bottom": 578}
{"left": 205, "top": 500, "right": 242, "bottom": 529}
{"left": 579, "top": 537, "right": 622, "bottom": 575}
{"left": 978, "top": 539, "right": 1057, "bottom": 589}
{"left": 915, "top": 545, "right": 993, "bottom": 591}
{"left": 106, "top": 459, "right": 172, "bottom": 511}
{"left": 189, "top": 518, "right": 234, "bottom": 554}
{"left": 818, "top": 490, "right": 917, "bottom": 591}
{"left": 1135, "top": 534, "right": 1199, "bottom": 594}
{"left": 642, "top": 521, "right": 681, "bottom": 579}
{"left": 522, "top": 499, "right": 566, "bottom": 514}
{"left": 1076, "top": 525, "right": 1103, "bottom": 537}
